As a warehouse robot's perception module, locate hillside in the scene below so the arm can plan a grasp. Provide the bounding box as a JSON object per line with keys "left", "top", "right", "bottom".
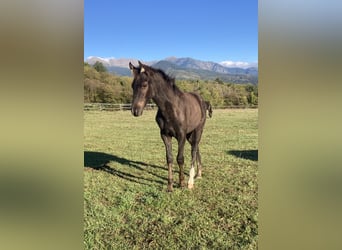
{"left": 152, "top": 60, "right": 258, "bottom": 84}
{"left": 84, "top": 63, "right": 258, "bottom": 107}
{"left": 86, "top": 56, "right": 258, "bottom": 84}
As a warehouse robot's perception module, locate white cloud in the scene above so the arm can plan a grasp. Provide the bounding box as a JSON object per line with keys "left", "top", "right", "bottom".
{"left": 220, "top": 60, "right": 258, "bottom": 68}
{"left": 86, "top": 56, "right": 115, "bottom": 62}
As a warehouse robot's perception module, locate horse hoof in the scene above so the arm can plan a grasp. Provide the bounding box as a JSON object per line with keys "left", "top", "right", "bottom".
{"left": 167, "top": 187, "right": 173, "bottom": 192}
{"left": 195, "top": 175, "right": 202, "bottom": 179}
{"left": 188, "top": 183, "right": 194, "bottom": 189}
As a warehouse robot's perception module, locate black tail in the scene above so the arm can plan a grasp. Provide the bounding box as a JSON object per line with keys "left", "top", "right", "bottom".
{"left": 205, "top": 101, "right": 213, "bottom": 118}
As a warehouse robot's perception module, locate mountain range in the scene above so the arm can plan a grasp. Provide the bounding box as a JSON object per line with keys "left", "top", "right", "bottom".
{"left": 86, "top": 56, "right": 258, "bottom": 84}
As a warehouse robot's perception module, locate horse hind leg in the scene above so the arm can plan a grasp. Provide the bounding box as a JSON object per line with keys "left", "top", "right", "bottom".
{"left": 188, "top": 141, "right": 199, "bottom": 189}
{"left": 195, "top": 148, "right": 202, "bottom": 179}
{"left": 188, "top": 155, "right": 196, "bottom": 189}
{"left": 185, "top": 133, "right": 195, "bottom": 189}
{"left": 187, "top": 129, "right": 204, "bottom": 182}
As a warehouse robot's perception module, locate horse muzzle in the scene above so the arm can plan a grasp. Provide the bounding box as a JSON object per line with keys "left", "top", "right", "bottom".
{"left": 131, "top": 99, "right": 146, "bottom": 116}
{"left": 131, "top": 106, "right": 143, "bottom": 117}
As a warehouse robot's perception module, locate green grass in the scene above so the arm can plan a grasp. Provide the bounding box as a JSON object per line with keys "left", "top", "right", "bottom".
{"left": 84, "top": 109, "right": 258, "bottom": 249}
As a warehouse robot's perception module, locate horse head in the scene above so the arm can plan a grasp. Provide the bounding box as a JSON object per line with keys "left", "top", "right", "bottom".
{"left": 129, "top": 61, "right": 154, "bottom": 116}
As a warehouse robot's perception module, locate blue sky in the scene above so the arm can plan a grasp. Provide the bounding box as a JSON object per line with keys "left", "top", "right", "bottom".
{"left": 84, "top": 0, "right": 258, "bottom": 65}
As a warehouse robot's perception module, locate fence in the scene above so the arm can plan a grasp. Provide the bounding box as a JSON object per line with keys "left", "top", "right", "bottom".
{"left": 84, "top": 103, "right": 157, "bottom": 111}
{"left": 84, "top": 103, "right": 257, "bottom": 111}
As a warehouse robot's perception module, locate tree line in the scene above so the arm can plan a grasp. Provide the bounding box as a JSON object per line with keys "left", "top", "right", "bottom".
{"left": 84, "top": 62, "right": 258, "bottom": 107}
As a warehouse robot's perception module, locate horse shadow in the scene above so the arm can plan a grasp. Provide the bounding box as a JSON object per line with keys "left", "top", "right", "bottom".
{"left": 227, "top": 150, "right": 258, "bottom": 161}
{"left": 84, "top": 151, "right": 168, "bottom": 186}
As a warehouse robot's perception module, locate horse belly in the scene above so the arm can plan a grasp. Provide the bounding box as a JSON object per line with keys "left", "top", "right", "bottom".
{"left": 186, "top": 105, "right": 203, "bottom": 133}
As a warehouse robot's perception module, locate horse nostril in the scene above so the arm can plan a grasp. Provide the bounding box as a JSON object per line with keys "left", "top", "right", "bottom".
{"left": 131, "top": 108, "right": 140, "bottom": 117}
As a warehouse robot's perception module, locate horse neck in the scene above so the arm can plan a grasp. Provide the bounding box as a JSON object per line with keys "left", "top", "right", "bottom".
{"left": 151, "top": 75, "right": 182, "bottom": 112}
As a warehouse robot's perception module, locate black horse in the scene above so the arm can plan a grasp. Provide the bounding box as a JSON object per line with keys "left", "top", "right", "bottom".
{"left": 129, "top": 61, "right": 212, "bottom": 192}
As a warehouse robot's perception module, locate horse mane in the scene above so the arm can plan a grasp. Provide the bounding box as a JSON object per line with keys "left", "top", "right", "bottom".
{"left": 147, "top": 66, "right": 182, "bottom": 94}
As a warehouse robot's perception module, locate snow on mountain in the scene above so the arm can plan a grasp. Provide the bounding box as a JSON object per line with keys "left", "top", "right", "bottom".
{"left": 220, "top": 61, "right": 258, "bottom": 69}
{"left": 85, "top": 56, "right": 152, "bottom": 67}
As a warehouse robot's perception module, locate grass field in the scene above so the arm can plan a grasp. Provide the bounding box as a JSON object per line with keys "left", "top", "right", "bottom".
{"left": 84, "top": 109, "right": 258, "bottom": 249}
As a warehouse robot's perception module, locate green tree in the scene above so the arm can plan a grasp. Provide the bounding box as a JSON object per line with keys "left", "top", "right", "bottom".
{"left": 215, "top": 77, "right": 224, "bottom": 85}
{"left": 249, "top": 91, "right": 258, "bottom": 105}
{"left": 93, "top": 61, "right": 107, "bottom": 73}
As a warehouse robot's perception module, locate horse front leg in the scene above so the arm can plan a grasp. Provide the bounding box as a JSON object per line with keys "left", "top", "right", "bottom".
{"left": 161, "top": 134, "right": 173, "bottom": 192}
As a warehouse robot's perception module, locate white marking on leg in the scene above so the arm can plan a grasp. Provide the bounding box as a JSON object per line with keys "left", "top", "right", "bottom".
{"left": 188, "top": 165, "right": 195, "bottom": 189}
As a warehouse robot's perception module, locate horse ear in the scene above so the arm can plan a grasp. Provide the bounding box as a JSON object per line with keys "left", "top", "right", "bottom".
{"left": 138, "top": 61, "right": 146, "bottom": 73}
{"left": 129, "top": 62, "right": 136, "bottom": 75}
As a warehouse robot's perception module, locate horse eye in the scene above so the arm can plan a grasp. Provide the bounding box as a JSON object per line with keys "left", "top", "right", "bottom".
{"left": 142, "top": 82, "right": 148, "bottom": 88}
